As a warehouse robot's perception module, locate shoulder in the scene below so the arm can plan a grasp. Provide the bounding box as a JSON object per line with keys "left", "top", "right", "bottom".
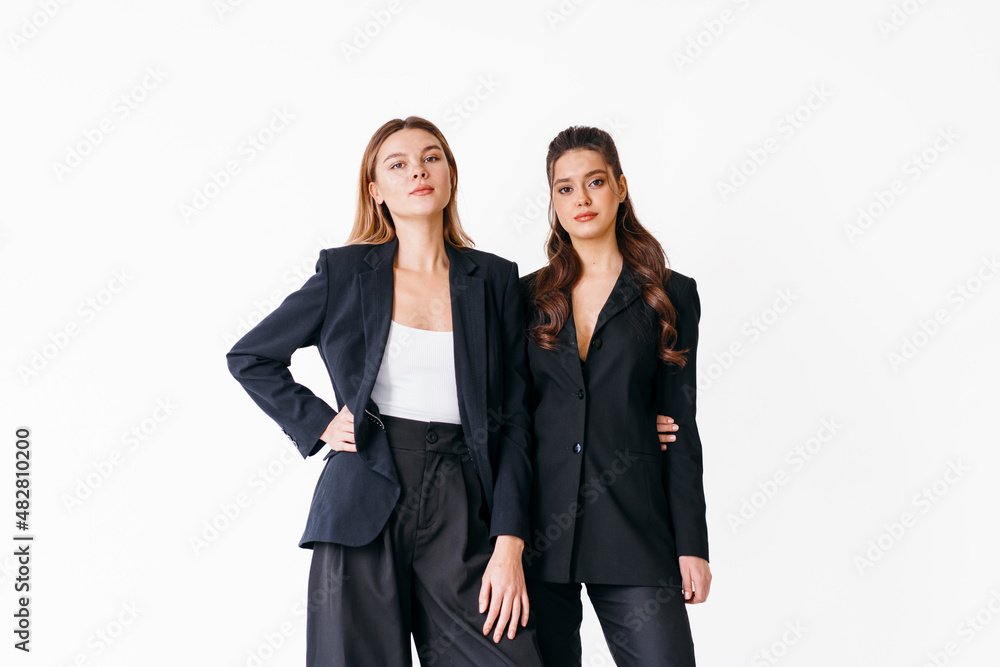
{"left": 458, "top": 247, "right": 521, "bottom": 288}
{"left": 519, "top": 268, "right": 542, "bottom": 297}
{"left": 322, "top": 243, "right": 376, "bottom": 264}
{"left": 462, "top": 246, "right": 514, "bottom": 273}
{"left": 664, "top": 268, "right": 697, "bottom": 301}
{"left": 317, "top": 242, "right": 389, "bottom": 280}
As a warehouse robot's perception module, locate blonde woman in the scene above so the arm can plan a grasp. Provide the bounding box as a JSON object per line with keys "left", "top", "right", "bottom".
{"left": 227, "top": 117, "right": 543, "bottom": 666}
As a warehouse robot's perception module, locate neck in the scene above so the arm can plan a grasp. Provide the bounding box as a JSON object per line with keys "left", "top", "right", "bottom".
{"left": 571, "top": 230, "right": 622, "bottom": 276}
{"left": 394, "top": 214, "right": 448, "bottom": 272}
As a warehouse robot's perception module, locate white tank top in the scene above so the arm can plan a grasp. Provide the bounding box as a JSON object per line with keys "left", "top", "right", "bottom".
{"left": 370, "top": 320, "right": 463, "bottom": 424}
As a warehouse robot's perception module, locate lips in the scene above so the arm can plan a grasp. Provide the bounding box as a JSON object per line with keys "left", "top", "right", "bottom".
{"left": 410, "top": 185, "right": 435, "bottom": 196}
{"left": 574, "top": 211, "right": 597, "bottom": 222}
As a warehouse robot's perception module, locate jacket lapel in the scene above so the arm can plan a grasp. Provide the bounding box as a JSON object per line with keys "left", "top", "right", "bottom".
{"left": 354, "top": 239, "right": 397, "bottom": 481}
{"left": 556, "top": 304, "right": 585, "bottom": 385}
{"left": 593, "top": 264, "right": 642, "bottom": 332}
{"left": 445, "top": 244, "right": 487, "bottom": 449}
{"left": 555, "top": 264, "right": 642, "bottom": 383}
{"left": 353, "top": 240, "right": 489, "bottom": 483}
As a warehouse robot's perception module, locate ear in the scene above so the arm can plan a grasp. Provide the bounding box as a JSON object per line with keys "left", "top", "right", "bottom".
{"left": 617, "top": 174, "right": 628, "bottom": 202}
{"left": 368, "top": 180, "right": 383, "bottom": 205}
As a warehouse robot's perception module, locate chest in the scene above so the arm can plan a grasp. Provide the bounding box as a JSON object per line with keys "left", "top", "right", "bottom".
{"left": 571, "top": 275, "right": 620, "bottom": 360}
{"left": 391, "top": 268, "right": 452, "bottom": 331}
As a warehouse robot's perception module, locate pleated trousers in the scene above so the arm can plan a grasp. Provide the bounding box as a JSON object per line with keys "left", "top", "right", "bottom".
{"left": 306, "top": 414, "right": 543, "bottom": 667}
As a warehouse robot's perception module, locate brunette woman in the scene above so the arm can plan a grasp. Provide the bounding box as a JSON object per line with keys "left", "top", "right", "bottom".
{"left": 227, "top": 117, "right": 543, "bottom": 666}
{"left": 521, "top": 126, "right": 711, "bottom": 666}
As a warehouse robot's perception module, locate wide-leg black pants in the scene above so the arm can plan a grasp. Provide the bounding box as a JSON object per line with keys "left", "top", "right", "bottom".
{"left": 306, "top": 415, "right": 543, "bottom": 667}
{"left": 526, "top": 579, "right": 696, "bottom": 667}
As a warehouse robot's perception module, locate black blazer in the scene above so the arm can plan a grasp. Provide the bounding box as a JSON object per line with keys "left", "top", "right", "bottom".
{"left": 520, "top": 266, "right": 709, "bottom": 587}
{"left": 226, "top": 239, "right": 533, "bottom": 547}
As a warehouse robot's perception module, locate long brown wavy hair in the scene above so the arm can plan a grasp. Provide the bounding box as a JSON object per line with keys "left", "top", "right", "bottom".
{"left": 345, "top": 116, "right": 473, "bottom": 248}
{"left": 528, "top": 125, "right": 688, "bottom": 367}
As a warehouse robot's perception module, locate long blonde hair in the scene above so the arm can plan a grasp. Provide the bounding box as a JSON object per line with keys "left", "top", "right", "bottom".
{"left": 345, "top": 116, "right": 473, "bottom": 247}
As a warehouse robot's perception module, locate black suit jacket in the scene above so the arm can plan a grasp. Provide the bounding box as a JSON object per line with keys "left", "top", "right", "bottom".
{"left": 520, "top": 266, "right": 709, "bottom": 587}
{"left": 226, "top": 239, "right": 533, "bottom": 547}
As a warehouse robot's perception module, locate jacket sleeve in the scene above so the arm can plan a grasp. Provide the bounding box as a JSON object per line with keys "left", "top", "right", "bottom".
{"left": 488, "top": 261, "right": 534, "bottom": 542}
{"left": 226, "top": 249, "right": 339, "bottom": 458}
{"left": 656, "top": 276, "right": 710, "bottom": 561}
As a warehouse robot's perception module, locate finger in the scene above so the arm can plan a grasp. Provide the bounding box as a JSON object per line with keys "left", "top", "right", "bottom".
{"left": 493, "top": 592, "right": 513, "bottom": 643}
{"left": 680, "top": 567, "right": 692, "bottom": 601}
{"left": 483, "top": 589, "right": 501, "bottom": 636}
{"left": 507, "top": 597, "right": 521, "bottom": 640}
{"left": 694, "top": 572, "right": 711, "bottom": 603}
{"left": 479, "top": 578, "right": 491, "bottom": 617}
{"left": 521, "top": 590, "right": 530, "bottom": 627}
{"left": 655, "top": 423, "right": 678, "bottom": 436}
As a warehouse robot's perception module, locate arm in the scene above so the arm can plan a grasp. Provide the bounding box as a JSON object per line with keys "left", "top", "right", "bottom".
{"left": 487, "top": 260, "right": 534, "bottom": 543}
{"left": 226, "top": 249, "right": 339, "bottom": 458}
{"left": 480, "top": 261, "right": 534, "bottom": 641}
{"left": 657, "top": 276, "right": 710, "bottom": 562}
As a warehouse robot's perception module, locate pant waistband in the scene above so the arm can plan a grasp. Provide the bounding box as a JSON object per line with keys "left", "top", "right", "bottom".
{"left": 380, "top": 414, "right": 468, "bottom": 455}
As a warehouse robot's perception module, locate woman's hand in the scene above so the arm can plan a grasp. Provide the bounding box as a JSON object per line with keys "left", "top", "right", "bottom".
{"left": 479, "top": 535, "right": 530, "bottom": 643}
{"left": 320, "top": 407, "right": 356, "bottom": 452}
{"left": 678, "top": 555, "right": 712, "bottom": 603}
{"left": 657, "top": 414, "right": 679, "bottom": 451}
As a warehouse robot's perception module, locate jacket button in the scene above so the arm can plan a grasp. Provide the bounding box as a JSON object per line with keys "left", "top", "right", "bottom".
{"left": 592, "top": 338, "right": 602, "bottom": 349}
{"left": 426, "top": 431, "right": 438, "bottom": 444}
{"left": 576, "top": 389, "right": 584, "bottom": 399}
{"left": 573, "top": 443, "right": 582, "bottom": 453}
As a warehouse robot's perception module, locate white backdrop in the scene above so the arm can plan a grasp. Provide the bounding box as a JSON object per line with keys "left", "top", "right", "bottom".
{"left": 3, "top": 1, "right": 999, "bottom": 665}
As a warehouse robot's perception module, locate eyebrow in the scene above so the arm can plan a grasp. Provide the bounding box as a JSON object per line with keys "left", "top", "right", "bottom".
{"left": 382, "top": 144, "right": 443, "bottom": 164}
{"left": 552, "top": 168, "right": 607, "bottom": 186}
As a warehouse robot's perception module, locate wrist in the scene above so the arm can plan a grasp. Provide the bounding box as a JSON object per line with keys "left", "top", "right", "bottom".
{"left": 494, "top": 535, "right": 525, "bottom": 554}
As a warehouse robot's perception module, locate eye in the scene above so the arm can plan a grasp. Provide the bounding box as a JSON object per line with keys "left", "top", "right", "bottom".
{"left": 390, "top": 162, "right": 404, "bottom": 170}
{"left": 589, "top": 178, "right": 605, "bottom": 187}
{"left": 557, "top": 186, "right": 572, "bottom": 195}
{"left": 424, "top": 155, "right": 440, "bottom": 162}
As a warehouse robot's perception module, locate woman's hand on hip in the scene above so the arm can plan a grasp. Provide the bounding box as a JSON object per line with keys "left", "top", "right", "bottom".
{"left": 321, "top": 407, "right": 356, "bottom": 452}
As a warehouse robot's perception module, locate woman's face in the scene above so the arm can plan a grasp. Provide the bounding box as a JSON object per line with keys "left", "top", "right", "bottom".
{"left": 550, "top": 148, "right": 626, "bottom": 245}
{"left": 369, "top": 128, "right": 452, "bottom": 223}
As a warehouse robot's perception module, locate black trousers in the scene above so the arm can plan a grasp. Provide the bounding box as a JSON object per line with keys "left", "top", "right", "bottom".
{"left": 306, "top": 415, "right": 543, "bottom": 667}
{"left": 526, "top": 579, "right": 696, "bottom": 667}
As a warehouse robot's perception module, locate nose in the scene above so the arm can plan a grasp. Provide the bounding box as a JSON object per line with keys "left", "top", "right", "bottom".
{"left": 576, "top": 191, "right": 591, "bottom": 206}
{"left": 412, "top": 163, "right": 428, "bottom": 179}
